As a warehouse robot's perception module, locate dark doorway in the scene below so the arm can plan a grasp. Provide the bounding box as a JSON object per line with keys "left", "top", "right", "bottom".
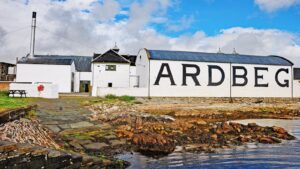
{"left": 80, "top": 81, "right": 90, "bottom": 93}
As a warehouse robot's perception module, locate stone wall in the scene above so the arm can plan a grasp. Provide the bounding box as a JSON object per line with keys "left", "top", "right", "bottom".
{"left": 0, "top": 141, "right": 82, "bottom": 169}
{"left": 0, "top": 106, "right": 84, "bottom": 169}
{"left": 0, "top": 105, "right": 37, "bottom": 124}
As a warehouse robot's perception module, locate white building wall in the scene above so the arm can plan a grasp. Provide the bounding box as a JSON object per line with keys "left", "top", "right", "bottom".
{"left": 231, "top": 64, "right": 292, "bottom": 97}
{"left": 16, "top": 63, "right": 75, "bottom": 93}
{"left": 149, "top": 60, "right": 231, "bottom": 97}
{"left": 130, "top": 66, "right": 136, "bottom": 76}
{"left": 74, "top": 72, "right": 92, "bottom": 92}
{"left": 147, "top": 60, "right": 293, "bottom": 98}
{"left": 74, "top": 72, "right": 80, "bottom": 93}
{"left": 136, "top": 49, "right": 150, "bottom": 88}
{"left": 293, "top": 79, "right": 300, "bottom": 97}
{"left": 97, "top": 87, "right": 148, "bottom": 97}
{"left": 9, "top": 82, "right": 59, "bottom": 98}
{"left": 80, "top": 72, "right": 92, "bottom": 81}
{"left": 92, "top": 63, "right": 130, "bottom": 96}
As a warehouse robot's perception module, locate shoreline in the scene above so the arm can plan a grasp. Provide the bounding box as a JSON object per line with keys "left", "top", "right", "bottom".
{"left": 1, "top": 97, "right": 299, "bottom": 168}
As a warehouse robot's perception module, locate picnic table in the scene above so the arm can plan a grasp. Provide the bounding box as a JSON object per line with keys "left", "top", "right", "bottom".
{"left": 9, "top": 90, "right": 27, "bottom": 98}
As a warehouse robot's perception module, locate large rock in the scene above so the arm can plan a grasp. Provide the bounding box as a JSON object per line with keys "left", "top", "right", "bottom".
{"left": 45, "top": 125, "right": 61, "bottom": 133}
{"left": 83, "top": 142, "right": 109, "bottom": 151}
{"left": 70, "top": 121, "right": 94, "bottom": 129}
{"left": 110, "top": 139, "right": 126, "bottom": 147}
{"left": 131, "top": 132, "right": 175, "bottom": 155}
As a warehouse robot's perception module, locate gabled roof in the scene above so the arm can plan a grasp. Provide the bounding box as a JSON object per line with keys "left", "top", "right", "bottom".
{"left": 146, "top": 49, "right": 293, "bottom": 66}
{"left": 294, "top": 68, "right": 300, "bottom": 79}
{"left": 35, "top": 55, "right": 92, "bottom": 72}
{"left": 123, "top": 55, "right": 137, "bottom": 66}
{"left": 18, "top": 57, "right": 73, "bottom": 65}
{"left": 0, "top": 62, "right": 15, "bottom": 66}
{"left": 93, "top": 50, "right": 130, "bottom": 64}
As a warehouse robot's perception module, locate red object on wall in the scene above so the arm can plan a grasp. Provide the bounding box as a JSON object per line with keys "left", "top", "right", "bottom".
{"left": 37, "top": 84, "right": 44, "bottom": 92}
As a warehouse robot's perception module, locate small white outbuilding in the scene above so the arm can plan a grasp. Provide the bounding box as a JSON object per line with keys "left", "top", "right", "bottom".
{"left": 16, "top": 57, "right": 76, "bottom": 93}
{"left": 16, "top": 55, "right": 93, "bottom": 93}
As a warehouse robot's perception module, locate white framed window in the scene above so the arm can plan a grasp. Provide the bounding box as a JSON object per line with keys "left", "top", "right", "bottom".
{"left": 105, "top": 65, "right": 116, "bottom": 71}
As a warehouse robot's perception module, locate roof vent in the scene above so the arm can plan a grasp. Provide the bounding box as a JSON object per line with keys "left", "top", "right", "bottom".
{"left": 232, "top": 48, "right": 238, "bottom": 55}
{"left": 112, "top": 42, "right": 120, "bottom": 53}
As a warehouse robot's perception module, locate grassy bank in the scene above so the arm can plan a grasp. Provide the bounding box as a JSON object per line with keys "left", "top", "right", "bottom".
{"left": 0, "top": 91, "right": 28, "bottom": 112}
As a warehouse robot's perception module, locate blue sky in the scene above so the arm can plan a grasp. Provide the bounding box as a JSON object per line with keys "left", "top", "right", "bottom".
{"left": 134, "top": 0, "right": 300, "bottom": 37}
{"left": 0, "top": 0, "right": 300, "bottom": 65}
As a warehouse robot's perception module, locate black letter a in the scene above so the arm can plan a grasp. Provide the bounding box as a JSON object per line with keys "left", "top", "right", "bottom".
{"left": 154, "top": 63, "right": 176, "bottom": 85}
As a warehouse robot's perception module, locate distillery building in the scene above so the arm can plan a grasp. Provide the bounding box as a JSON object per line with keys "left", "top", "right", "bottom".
{"left": 96, "top": 49, "right": 300, "bottom": 98}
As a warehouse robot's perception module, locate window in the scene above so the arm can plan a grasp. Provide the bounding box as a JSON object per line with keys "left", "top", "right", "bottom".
{"left": 105, "top": 65, "right": 116, "bottom": 71}
{"left": 108, "top": 83, "right": 113, "bottom": 87}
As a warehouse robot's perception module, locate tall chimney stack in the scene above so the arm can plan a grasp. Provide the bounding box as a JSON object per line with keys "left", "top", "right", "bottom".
{"left": 29, "top": 11, "right": 37, "bottom": 58}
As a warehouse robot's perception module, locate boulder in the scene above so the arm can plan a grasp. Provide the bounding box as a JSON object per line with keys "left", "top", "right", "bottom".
{"left": 83, "top": 143, "right": 109, "bottom": 151}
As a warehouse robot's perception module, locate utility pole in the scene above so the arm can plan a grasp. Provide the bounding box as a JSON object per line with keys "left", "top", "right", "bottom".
{"left": 29, "top": 11, "right": 37, "bottom": 58}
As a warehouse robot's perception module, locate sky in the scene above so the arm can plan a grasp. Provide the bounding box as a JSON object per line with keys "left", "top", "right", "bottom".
{"left": 0, "top": 0, "right": 300, "bottom": 66}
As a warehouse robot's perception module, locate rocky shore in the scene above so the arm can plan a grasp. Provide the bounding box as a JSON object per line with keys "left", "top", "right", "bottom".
{"left": 83, "top": 98, "right": 300, "bottom": 157}
{"left": 1, "top": 97, "right": 299, "bottom": 168}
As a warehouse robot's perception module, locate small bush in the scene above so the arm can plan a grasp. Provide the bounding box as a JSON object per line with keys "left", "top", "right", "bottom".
{"left": 104, "top": 94, "right": 135, "bottom": 102}
{"left": 119, "top": 95, "right": 135, "bottom": 102}
{"left": 0, "top": 91, "right": 9, "bottom": 97}
{"left": 105, "top": 94, "right": 118, "bottom": 100}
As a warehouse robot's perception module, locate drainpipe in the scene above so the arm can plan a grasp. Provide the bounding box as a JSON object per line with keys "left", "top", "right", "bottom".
{"left": 148, "top": 60, "right": 151, "bottom": 99}
{"left": 291, "top": 66, "right": 294, "bottom": 99}
{"left": 229, "top": 63, "right": 233, "bottom": 103}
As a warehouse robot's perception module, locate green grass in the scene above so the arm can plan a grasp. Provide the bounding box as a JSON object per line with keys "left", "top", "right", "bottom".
{"left": 0, "top": 91, "right": 28, "bottom": 112}
{"left": 105, "top": 94, "right": 135, "bottom": 102}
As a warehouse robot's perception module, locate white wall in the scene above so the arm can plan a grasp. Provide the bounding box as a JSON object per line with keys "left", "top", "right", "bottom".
{"left": 293, "top": 80, "right": 300, "bottom": 98}
{"left": 231, "top": 64, "right": 292, "bottom": 97}
{"left": 80, "top": 72, "right": 92, "bottom": 81}
{"left": 74, "top": 72, "right": 92, "bottom": 92}
{"left": 136, "top": 49, "right": 150, "bottom": 88}
{"left": 148, "top": 60, "right": 293, "bottom": 98}
{"left": 16, "top": 63, "right": 74, "bottom": 93}
{"left": 149, "top": 60, "right": 231, "bottom": 97}
{"left": 130, "top": 66, "right": 136, "bottom": 76}
{"left": 9, "top": 82, "right": 59, "bottom": 98}
{"left": 97, "top": 87, "right": 148, "bottom": 97}
{"left": 92, "top": 63, "right": 130, "bottom": 96}
{"left": 74, "top": 72, "right": 80, "bottom": 93}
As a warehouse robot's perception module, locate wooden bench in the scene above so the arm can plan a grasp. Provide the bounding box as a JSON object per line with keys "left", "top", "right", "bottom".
{"left": 9, "top": 90, "right": 27, "bottom": 98}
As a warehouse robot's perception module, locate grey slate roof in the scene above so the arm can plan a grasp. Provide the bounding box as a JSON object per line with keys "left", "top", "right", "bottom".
{"left": 34, "top": 55, "right": 92, "bottom": 72}
{"left": 123, "top": 55, "right": 137, "bottom": 66}
{"left": 93, "top": 50, "right": 130, "bottom": 64}
{"left": 18, "top": 57, "right": 73, "bottom": 65}
{"left": 0, "top": 62, "right": 15, "bottom": 66}
{"left": 294, "top": 68, "right": 300, "bottom": 79}
{"left": 93, "top": 53, "right": 137, "bottom": 66}
{"left": 147, "top": 50, "right": 293, "bottom": 66}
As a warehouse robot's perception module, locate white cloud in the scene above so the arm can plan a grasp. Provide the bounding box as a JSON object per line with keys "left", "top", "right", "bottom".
{"left": 167, "top": 15, "right": 194, "bottom": 32}
{"left": 92, "top": 0, "right": 120, "bottom": 22}
{"left": 0, "top": 0, "right": 299, "bottom": 67}
{"left": 255, "top": 0, "right": 300, "bottom": 12}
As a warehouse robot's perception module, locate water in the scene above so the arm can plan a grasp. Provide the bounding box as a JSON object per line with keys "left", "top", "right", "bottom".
{"left": 118, "top": 119, "right": 300, "bottom": 169}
